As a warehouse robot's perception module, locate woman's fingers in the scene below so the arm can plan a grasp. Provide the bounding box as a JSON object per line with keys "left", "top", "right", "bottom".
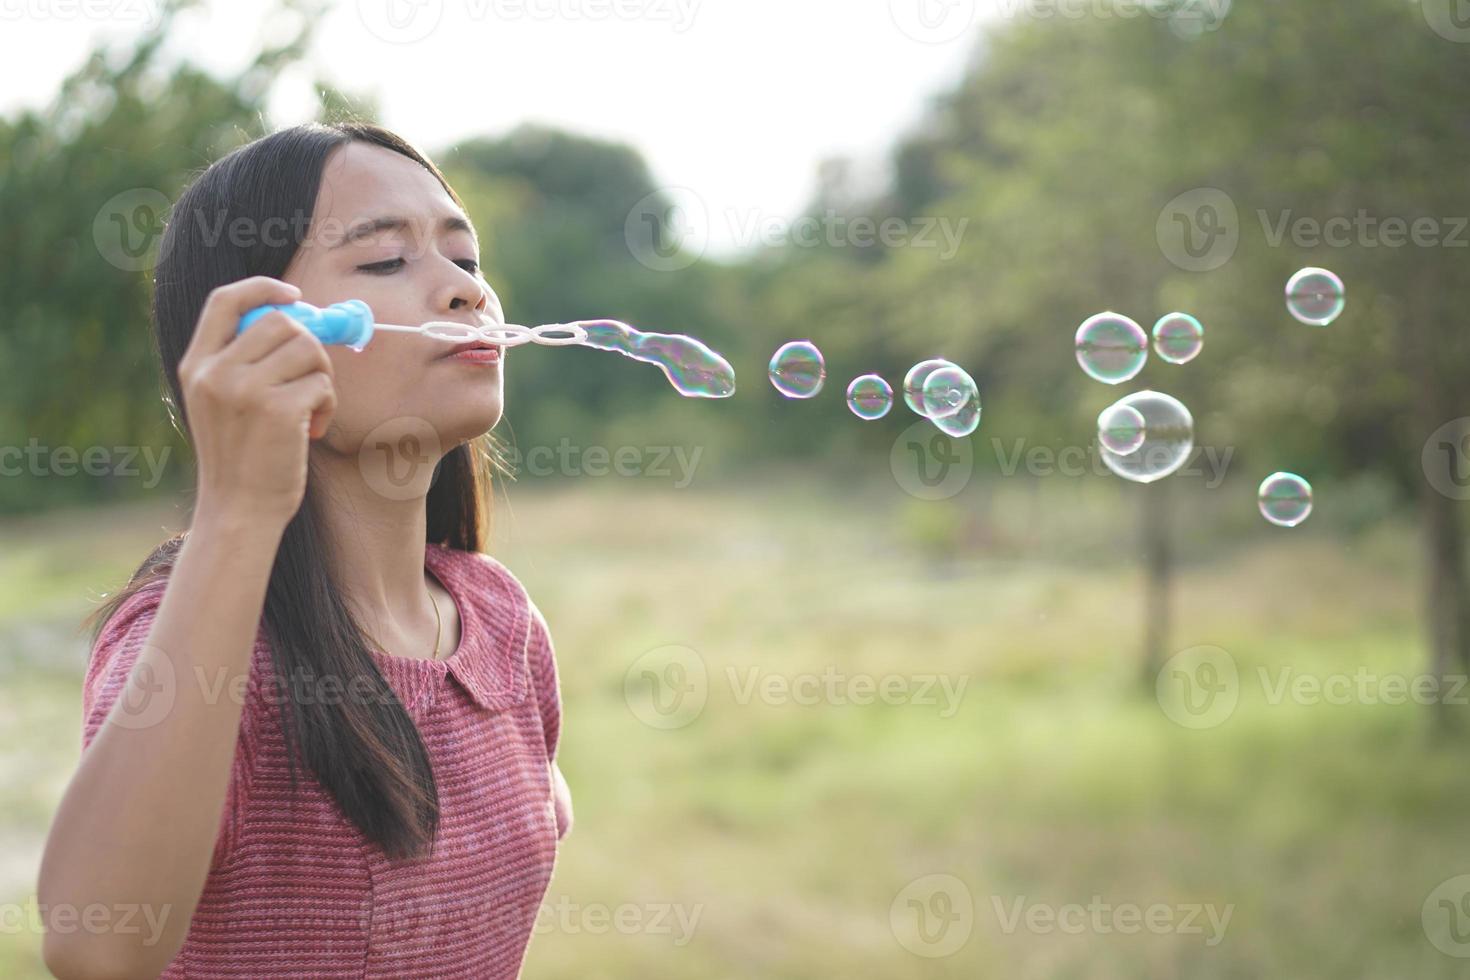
{"left": 255, "top": 328, "right": 336, "bottom": 387}
{"left": 184, "top": 276, "right": 301, "bottom": 362}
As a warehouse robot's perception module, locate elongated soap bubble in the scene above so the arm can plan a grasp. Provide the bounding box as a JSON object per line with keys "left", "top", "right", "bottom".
{"left": 846, "top": 374, "right": 893, "bottom": 420}
{"left": 578, "top": 319, "right": 736, "bottom": 397}
{"left": 933, "top": 396, "right": 981, "bottom": 438}
{"left": 1258, "top": 472, "right": 1313, "bottom": 527}
{"left": 1152, "top": 313, "right": 1204, "bottom": 365}
{"left": 1097, "top": 403, "right": 1147, "bottom": 455}
{"left": 769, "top": 341, "right": 826, "bottom": 398}
{"left": 1076, "top": 312, "right": 1148, "bottom": 384}
{"left": 903, "top": 358, "right": 955, "bottom": 416}
{"left": 920, "top": 365, "right": 974, "bottom": 420}
{"left": 1285, "top": 267, "right": 1345, "bottom": 326}
{"left": 1099, "top": 390, "right": 1193, "bottom": 483}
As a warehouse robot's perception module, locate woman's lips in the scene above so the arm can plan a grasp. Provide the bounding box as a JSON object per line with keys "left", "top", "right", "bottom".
{"left": 444, "top": 346, "right": 501, "bottom": 364}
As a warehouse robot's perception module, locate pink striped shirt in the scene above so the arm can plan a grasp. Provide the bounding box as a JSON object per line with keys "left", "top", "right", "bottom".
{"left": 81, "top": 543, "right": 568, "bottom": 978}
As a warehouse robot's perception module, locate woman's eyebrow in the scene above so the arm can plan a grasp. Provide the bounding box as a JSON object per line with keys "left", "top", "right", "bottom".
{"left": 332, "top": 214, "right": 477, "bottom": 248}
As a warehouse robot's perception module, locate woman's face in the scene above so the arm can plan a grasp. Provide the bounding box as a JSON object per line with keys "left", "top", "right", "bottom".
{"left": 283, "top": 141, "right": 504, "bottom": 466}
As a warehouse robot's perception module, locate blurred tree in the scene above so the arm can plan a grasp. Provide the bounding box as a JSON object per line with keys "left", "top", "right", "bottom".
{"left": 0, "top": 0, "right": 327, "bottom": 513}
{"left": 791, "top": 0, "right": 1470, "bottom": 689}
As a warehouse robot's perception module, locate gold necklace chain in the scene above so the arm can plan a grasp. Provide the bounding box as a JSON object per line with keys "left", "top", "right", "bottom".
{"left": 361, "top": 586, "right": 443, "bottom": 661}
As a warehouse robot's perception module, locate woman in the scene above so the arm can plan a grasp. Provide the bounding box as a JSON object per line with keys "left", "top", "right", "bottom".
{"left": 37, "top": 121, "right": 572, "bottom": 979}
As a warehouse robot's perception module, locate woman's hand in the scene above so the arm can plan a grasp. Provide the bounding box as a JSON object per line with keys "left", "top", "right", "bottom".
{"left": 177, "top": 276, "right": 338, "bottom": 531}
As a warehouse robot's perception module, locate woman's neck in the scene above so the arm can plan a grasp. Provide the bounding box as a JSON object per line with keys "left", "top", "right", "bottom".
{"left": 310, "top": 449, "right": 436, "bottom": 648}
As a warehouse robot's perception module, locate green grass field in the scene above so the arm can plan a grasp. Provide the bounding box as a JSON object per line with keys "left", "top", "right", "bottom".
{"left": 4, "top": 477, "right": 1468, "bottom": 978}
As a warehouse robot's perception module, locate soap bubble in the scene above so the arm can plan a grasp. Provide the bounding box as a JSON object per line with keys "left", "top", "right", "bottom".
{"left": 1099, "top": 390, "right": 1194, "bottom": 483}
{"left": 1075, "top": 312, "right": 1148, "bottom": 384}
{"left": 920, "top": 365, "right": 974, "bottom": 420}
{"left": 1258, "top": 472, "right": 1313, "bottom": 527}
{"left": 769, "top": 341, "right": 826, "bottom": 398}
{"left": 921, "top": 364, "right": 980, "bottom": 436}
{"left": 846, "top": 374, "right": 893, "bottom": 420}
{"left": 902, "top": 358, "right": 955, "bottom": 416}
{"left": 1152, "top": 312, "right": 1204, "bottom": 365}
{"left": 1097, "top": 403, "right": 1147, "bottom": 455}
{"left": 1285, "top": 267, "right": 1345, "bottom": 326}
{"left": 932, "top": 397, "right": 981, "bottom": 438}
{"left": 579, "top": 319, "right": 737, "bottom": 398}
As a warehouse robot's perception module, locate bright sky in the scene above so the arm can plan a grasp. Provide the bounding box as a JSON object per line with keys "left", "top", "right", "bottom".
{"left": 0, "top": 0, "right": 993, "bottom": 254}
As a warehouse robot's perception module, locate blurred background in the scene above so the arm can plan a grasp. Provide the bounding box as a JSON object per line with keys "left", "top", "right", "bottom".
{"left": 4, "top": 0, "right": 1470, "bottom": 976}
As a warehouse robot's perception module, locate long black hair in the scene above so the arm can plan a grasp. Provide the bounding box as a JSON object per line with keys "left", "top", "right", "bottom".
{"left": 85, "top": 121, "right": 498, "bottom": 860}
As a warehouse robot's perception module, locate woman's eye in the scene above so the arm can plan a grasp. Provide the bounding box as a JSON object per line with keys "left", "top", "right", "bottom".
{"left": 358, "top": 258, "right": 405, "bottom": 275}
{"left": 356, "top": 257, "right": 478, "bottom": 275}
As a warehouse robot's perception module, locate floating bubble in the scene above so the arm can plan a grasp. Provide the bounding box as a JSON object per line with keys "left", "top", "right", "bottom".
{"left": 921, "top": 365, "right": 974, "bottom": 420}
{"left": 1098, "top": 390, "right": 1194, "bottom": 483}
{"left": 932, "top": 396, "right": 981, "bottom": 438}
{"left": 578, "top": 319, "right": 736, "bottom": 397}
{"left": 1152, "top": 312, "right": 1204, "bottom": 365}
{"left": 846, "top": 374, "right": 893, "bottom": 420}
{"left": 902, "top": 358, "right": 955, "bottom": 416}
{"left": 1258, "top": 472, "right": 1313, "bottom": 527}
{"left": 769, "top": 341, "right": 826, "bottom": 398}
{"left": 1097, "top": 403, "right": 1147, "bottom": 455}
{"left": 1075, "top": 312, "right": 1148, "bottom": 384}
{"left": 1285, "top": 267, "right": 1345, "bottom": 326}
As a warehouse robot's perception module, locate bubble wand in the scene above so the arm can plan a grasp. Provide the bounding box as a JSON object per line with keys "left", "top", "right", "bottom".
{"left": 236, "top": 300, "right": 587, "bottom": 350}
{"left": 237, "top": 300, "right": 736, "bottom": 397}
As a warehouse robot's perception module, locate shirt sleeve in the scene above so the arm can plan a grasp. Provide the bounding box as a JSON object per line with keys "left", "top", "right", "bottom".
{"left": 525, "top": 598, "right": 571, "bottom": 839}
{"left": 82, "top": 582, "right": 257, "bottom": 868}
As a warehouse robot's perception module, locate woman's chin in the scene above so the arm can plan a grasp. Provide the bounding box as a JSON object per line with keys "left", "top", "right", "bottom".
{"left": 439, "top": 404, "right": 503, "bottom": 445}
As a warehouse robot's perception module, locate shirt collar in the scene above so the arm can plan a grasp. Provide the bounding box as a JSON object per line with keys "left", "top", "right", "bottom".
{"left": 425, "top": 543, "right": 531, "bottom": 713}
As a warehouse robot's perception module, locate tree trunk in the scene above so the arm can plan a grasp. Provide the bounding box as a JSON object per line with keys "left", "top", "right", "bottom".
{"left": 1418, "top": 432, "right": 1469, "bottom": 730}
{"left": 1405, "top": 279, "right": 1470, "bottom": 729}
{"left": 1141, "top": 479, "right": 1173, "bottom": 687}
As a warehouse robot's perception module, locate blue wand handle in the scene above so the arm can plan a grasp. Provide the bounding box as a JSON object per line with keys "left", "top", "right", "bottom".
{"left": 237, "top": 300, "right": 375, "bottom": 348}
